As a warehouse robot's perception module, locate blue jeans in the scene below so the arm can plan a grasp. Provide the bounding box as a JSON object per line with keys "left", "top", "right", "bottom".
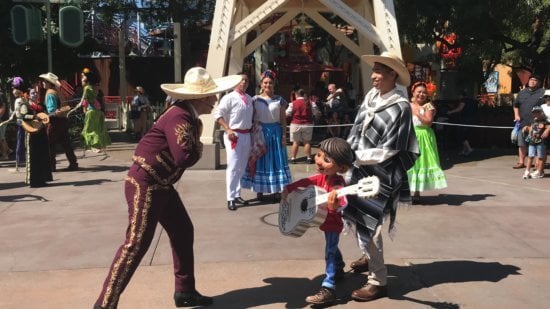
{"left": 528, "top": 143, "right": 546, "bottom": 158}
{"left": 16, "top": 124, "right": 26, "bottom": 165}
{"left": 322, "top": 231, "right": 345, "bottom": 290}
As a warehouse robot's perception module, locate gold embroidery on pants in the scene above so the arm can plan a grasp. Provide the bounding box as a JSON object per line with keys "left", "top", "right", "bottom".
{"left": 101, "top": 177, "right": 153, "bottom": 308}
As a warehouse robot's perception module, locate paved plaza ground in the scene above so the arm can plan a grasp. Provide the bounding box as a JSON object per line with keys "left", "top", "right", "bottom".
{"left": 1, "top": 131, "right": 549, "bottom": 308}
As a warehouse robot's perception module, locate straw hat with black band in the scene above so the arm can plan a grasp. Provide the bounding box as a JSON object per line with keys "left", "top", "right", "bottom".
{"left": 161, "top": 67, "right": 243, "bottom": 100}
{"left": 361, "top": 51, "right": 411, "bottom": 87}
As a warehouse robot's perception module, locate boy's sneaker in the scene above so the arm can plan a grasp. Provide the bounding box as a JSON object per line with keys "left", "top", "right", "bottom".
{"left": 523, "top": 170, "right": 531, "bottom": 179}
{"left": 305, "top": 287, "right": 336, "bottom": 305}
{"left": 530, "top": 171, "right": 545, "bottom": 179}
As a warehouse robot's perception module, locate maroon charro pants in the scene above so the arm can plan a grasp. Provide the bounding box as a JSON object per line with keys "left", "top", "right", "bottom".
{"left": 95, "top": 164, "right": 195, "bottom": 309}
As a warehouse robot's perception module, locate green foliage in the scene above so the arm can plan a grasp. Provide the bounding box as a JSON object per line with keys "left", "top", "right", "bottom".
{"left": 394, "top": 0, "right": 550, "bottom": 80}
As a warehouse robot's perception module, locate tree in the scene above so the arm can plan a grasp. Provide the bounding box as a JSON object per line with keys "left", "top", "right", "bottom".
{"left": 80, "top": 0, "right": 215, "bottom": 70}
{"left": 394, "top": 0, "right": 550, "bottom": 86}
{"left": 0, "top": 0, "right": 216, "bottom": 89}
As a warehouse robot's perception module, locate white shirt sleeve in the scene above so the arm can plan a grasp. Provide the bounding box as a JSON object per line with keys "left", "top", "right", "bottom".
{"left": 286, "top": 102, "right": 293, "bottom": 117}
{"left": 355, "top": 148, "right": 399, "bottom": 165}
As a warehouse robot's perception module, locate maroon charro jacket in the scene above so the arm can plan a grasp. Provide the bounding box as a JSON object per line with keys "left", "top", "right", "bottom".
{"left": 132, "top": 101, "right": 203, "bottom": 185}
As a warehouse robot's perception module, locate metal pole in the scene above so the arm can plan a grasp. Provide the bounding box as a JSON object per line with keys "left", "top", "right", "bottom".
{"left": 119, "top": 20, "right": 128, "bottom": 131}
{"left": 173, "top": 22, "right": 182, "bottom": 82}
{"left": 91, "top": 8, "right": 95, "bottom": 38}
{"left": 137, "top": 11, "right": 141, "bottom": 56}
{"left": 46, "top": 0, "right": 52, "bottom": 71}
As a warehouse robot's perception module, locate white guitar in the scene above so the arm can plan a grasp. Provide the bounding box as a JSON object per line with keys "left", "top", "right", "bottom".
{"left": 279, "top": 176, "right": 380, "bottom": 237}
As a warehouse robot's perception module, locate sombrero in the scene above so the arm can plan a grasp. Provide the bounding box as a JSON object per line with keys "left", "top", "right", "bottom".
{"left": 21, "top": 113, "right": 49, "bottom": 133}
{"left": 39, "top": 72, "right": 61, "bottom": 88}
{"left": 160, "top": 67, "right": 243, "bottom": 100}
{"left": 361, "top": 51, "right": 411, "bottom": 86}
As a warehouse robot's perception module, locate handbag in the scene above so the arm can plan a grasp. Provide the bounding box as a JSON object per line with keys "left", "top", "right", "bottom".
{"left": 510, "top": 121, "right": 520, "bottom": 145}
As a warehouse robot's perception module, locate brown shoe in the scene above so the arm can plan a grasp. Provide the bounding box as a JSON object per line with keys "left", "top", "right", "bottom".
{"left": 351, "top": 284, "right": 387, "bottom": 302}
{"left": 305, "top": 287, "right": 335, "bottom": 305}
{"left": 350, "top": 254, "right": 369, "bottom": 273}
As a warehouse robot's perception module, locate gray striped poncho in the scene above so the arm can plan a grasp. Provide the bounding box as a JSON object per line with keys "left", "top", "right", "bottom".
{"left": 346, "top": 87, "right": 420, "bottom": 234}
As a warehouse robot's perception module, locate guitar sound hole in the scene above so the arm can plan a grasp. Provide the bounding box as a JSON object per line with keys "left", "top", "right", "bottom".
{"left": 300, "top": 199, "right": 308, "bottom": 212}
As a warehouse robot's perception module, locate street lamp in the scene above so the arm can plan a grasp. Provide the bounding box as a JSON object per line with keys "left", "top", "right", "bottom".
{"left": 13, "top": 0, "right": 82, "bottom": 72}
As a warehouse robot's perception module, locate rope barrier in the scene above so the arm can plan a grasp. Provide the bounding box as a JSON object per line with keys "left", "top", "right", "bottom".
{"left": 432, "top": 122, "right": 514, "bottom": 129}
{"left": 213, "top": 121, "right": 515, "bottom": 132}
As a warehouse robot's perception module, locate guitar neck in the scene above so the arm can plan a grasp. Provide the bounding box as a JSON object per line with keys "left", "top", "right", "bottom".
{"left": 316, "top": 184, "right": 360, "bottom": 204}
{"left": 336, "top": 184, "right": 361, "bottom": 198}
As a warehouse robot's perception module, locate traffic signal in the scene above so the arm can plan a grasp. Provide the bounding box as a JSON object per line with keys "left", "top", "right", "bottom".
{"left": 59, "top": 6, "right": 84, "bottom": 47}
{"left": 10, "top": 5, "right": 43, "bottom": 45}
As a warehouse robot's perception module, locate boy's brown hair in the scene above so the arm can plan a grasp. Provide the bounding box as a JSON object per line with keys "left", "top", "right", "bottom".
{"left": 319, "top": 137, "right": 355, "bottom": 167}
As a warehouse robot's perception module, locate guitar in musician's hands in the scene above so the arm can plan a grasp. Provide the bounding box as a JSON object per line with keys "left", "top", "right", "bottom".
{"left": 278, "top": 176, "right": 380, "bottom": 237}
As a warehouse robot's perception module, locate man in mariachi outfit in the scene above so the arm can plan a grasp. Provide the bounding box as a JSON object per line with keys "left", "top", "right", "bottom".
{"left": 94, "top": 67, "right": 243, "bottom": 309}
{"left": 345, "top": 52, "right": 419, "bottom": 302}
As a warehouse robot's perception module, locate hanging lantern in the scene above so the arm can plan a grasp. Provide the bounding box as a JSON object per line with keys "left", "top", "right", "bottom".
{"left": 438, "top": 33, "right": 462, "bottom": 69}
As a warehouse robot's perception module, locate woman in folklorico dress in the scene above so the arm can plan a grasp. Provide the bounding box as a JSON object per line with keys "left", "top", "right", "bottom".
{"left": 241, "top": 70, "right": 292, "bottom": 202}
{"left": 73, "top": 68, "right": 111, "bottom": 155}
{"left": 407, "top": 82, "right": 447, "bottom": 202}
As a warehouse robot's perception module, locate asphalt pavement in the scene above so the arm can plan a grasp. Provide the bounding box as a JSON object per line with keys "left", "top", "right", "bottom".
{"left": 1, "top": 131, "right": 549, "bottom": 308}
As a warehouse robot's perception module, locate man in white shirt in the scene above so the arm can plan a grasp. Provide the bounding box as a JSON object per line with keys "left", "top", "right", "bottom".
{"left": 214, "top": 74, "right": 254, "bottom": 210}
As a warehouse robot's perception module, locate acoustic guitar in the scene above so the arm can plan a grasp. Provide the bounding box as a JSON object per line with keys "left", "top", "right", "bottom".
{"left": 279, "top": 176, "right": 380, "bottom": 237}
{"left": 21, "top": 112, "right": 49, "bottom": 133}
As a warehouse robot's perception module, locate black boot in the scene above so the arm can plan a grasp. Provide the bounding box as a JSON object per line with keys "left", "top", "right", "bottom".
{"left": 174, "top": 290, "right": 213, "bottom": 307}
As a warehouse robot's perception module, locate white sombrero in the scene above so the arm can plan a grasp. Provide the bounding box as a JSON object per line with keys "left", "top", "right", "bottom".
{"left": 361, "top": 51, "right": 411, "bottom": 86}
{"left": 39, "top": 72, "right": 61, "bottom": 88}
{"left": 161, "top": 67, "right": 243, "bottom": 100}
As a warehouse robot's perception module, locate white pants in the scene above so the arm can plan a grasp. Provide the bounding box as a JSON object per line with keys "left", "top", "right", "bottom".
{"left": 357, "top": 224, "right": 387, "bottom": 286}
{"left": 223, "top": 132, "right": 251, "bottom": 201}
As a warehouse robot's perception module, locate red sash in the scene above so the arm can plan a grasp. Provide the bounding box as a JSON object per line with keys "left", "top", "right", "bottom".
{"left": 229, "top": 128, "right": 251, "bottom": 149}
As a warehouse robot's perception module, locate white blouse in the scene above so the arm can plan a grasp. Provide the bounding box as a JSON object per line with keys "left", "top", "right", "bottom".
{"left": 253, "top": 95, "right": 287, "bottom": 124}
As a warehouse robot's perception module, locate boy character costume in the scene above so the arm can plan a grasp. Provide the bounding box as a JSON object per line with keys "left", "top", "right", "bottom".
{"left": 283, "top": 137, "right": 355, "bottom": 305}
{"left": 94, "top": 68, "right": 243, "bottom": 309}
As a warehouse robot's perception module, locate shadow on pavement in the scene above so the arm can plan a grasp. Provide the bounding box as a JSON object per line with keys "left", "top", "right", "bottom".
{"left": 440, "top": 148, "right": 516, "bottom": 170}
{"left": 415, "top": 193, "right": 496, "bottom": 206}
{"left": 0, "top": 194, "right": 49, "bottom": 203}
{"left": 209, "top": 273, "right": 366, "bottom": 308}
{"left": 387, "top": 260, "right": 521, "bottom": 308}
{"left": 75, "top": 165, "right": 129, "bottom": 173}
{"left": 207, "top": 260, "right": 520, "bottom": 308}
{"left": 46, "top": 179, "right": 115, "bottom": 187}
{"left": 0, "top": 181, "right": 27, "bottom": 191}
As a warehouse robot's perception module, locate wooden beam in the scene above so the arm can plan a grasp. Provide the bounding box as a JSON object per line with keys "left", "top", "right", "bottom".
{"left": 317, "top": 0, "right": 384, "bottom": 50}
{"left": 304, "top": 9, "right": 364, "bottom": 58}
{"left": 243, "top": 11, "right": 296, "bottom": 56}
{"left": 231, "top": 0, "right": 290, "bottom": 44}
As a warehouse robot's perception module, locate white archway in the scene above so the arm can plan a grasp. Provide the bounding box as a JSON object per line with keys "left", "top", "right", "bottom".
{"left": 198, "top": 0, "right": 403, "bottom": 169}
